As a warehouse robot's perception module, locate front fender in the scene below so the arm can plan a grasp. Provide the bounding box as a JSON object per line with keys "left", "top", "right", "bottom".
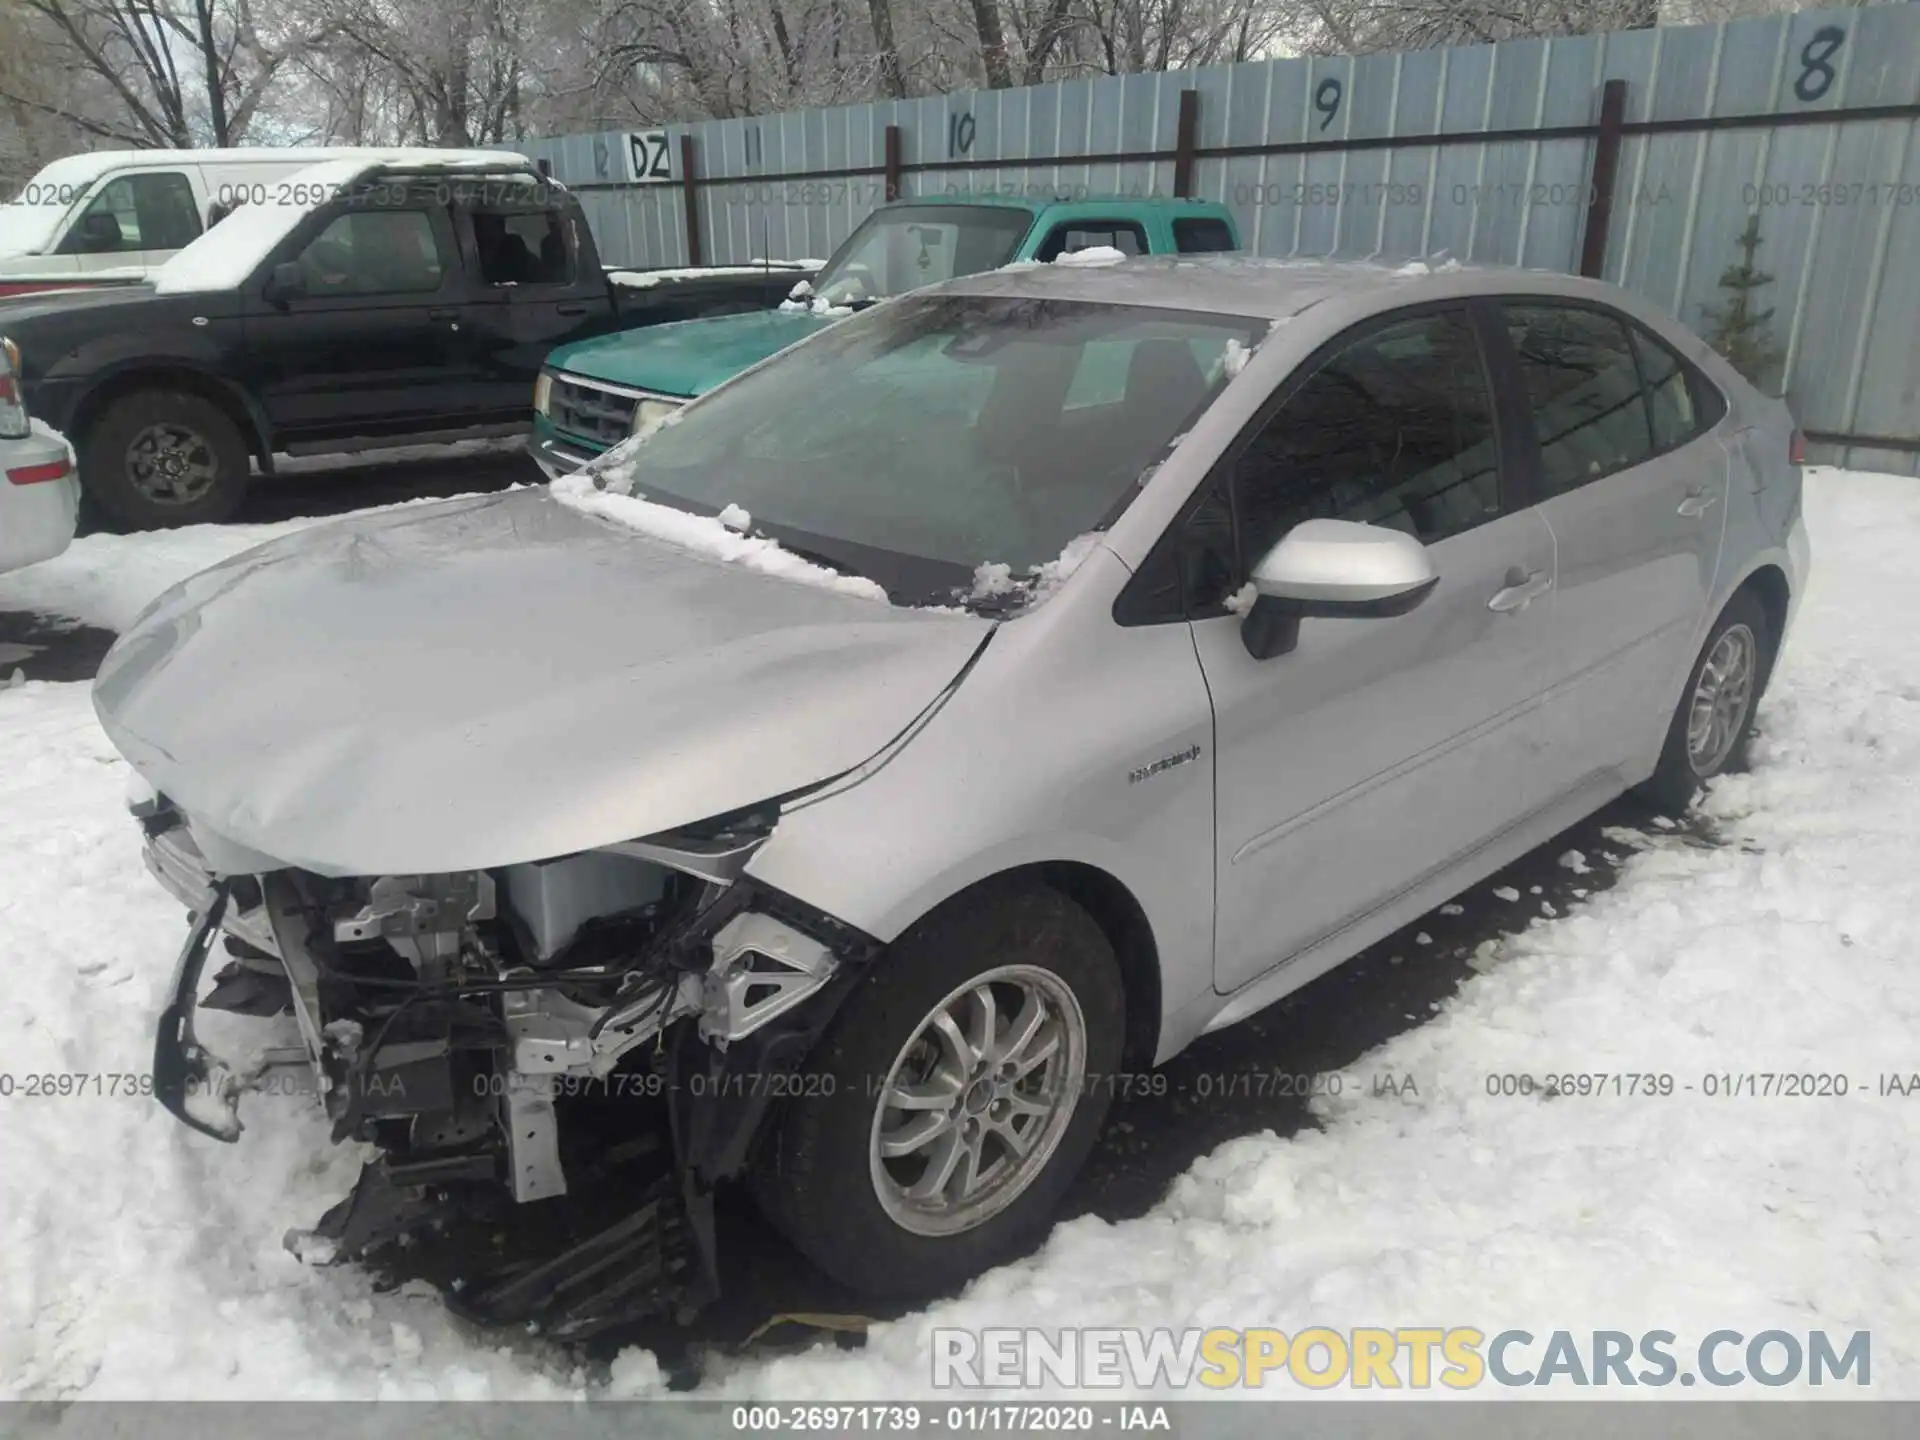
{"left": 741, "top": 549, "right": 1218, "bottom": 1050}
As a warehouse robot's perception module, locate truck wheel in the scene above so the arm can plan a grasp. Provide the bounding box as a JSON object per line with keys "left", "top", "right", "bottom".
{"left": 1635, "top": 588, "right": 1773, "bottom": 816}
{"left": 751, "top": 880, "right": 1125, "bottom": 1298}
{"left": 81, "top": 389, "right": 250, "bottom": 529}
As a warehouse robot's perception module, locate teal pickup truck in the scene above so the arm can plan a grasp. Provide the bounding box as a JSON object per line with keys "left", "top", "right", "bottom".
{"left": 528, "top": 193, "right": 1240, "bottom": 475}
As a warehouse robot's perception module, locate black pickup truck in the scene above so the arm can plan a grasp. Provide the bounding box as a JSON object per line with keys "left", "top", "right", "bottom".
{"left": 0, "top": 159, "right": 810, "bottom": 527}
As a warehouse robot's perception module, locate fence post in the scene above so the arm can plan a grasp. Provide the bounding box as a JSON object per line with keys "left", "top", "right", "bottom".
{"left": 1578, "top": 79, "right": 1629, "bottom": 279}
{"left": 680, "top": 134, "right": 704, "bottom": 267}
{"left": 884, "top": 124, "right": 903, "bottom": 202}
{"left": 1172, "top": 89, "right": 1200, "bottom": 198}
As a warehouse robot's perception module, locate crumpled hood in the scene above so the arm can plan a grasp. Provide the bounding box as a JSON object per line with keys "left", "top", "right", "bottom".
{"left": 93, "top": 487, "right": 990, "bottom": 877}
{"left": 548, "top": 309, "right": 831, "bottom": 397}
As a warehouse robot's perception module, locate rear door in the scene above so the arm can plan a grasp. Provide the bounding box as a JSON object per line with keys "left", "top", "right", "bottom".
{"left": 1176, "top": 305, "right": 1561, "bottom": 993}
{"left": 1487, "top": 300, "right": 1729, "bottom": 799}
{"left": 243, "top": 198, "right": 476, "bottom": 444}
{"left": 458, "top": 198, "right": 610, "bottom": 420}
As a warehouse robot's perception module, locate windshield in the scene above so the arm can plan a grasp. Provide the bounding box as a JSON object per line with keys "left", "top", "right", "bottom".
{"left": 0, "top": 158, "right": 101, "bottom": 256}
{"left": 583, "top": 294, "right": 1261, "bottom": 606}
{"left": 809, "top": 204, "right": 1035, "bottom": 308}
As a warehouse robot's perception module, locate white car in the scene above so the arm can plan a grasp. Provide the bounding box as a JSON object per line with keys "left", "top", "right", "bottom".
{"left": 0, "top": 147, "right": 532, "bottom": 297}
{"left": 0, "top": 338, "right": 77, "bottom": 574}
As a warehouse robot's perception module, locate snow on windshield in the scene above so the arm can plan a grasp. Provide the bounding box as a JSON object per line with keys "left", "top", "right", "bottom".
{"left": 549, "top": 467, "right": 888, "bottom": 604}
{"left": 610, "top": 260, "right": 820, "bottom": 289}
{"left": 151, "top": 150, "right": 528, "bottom": 296}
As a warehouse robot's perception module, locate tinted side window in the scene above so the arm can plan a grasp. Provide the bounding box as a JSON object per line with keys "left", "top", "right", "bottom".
{"left": 1034, "top": 221, "right": 1148, "bottom": 262}
{"left": 1233, "top": 308, "right": 1502, "bottom": 571}
{"left": 1503, "top": 304, "right": 1654, "bottom": 496}
{"left": 293, "top": 210, "right": 444, "bottom": 297}
{"left": 1629, "top": 323, "right": 1723, "bottom": 452}
{"left": 473, "top": 209, "right": 575, "bottom": 286}
{"left": 1173, "top": 217, "right": 1236, "bottom": 253}
{"left": 61, "top": 172, "right": 202, "bottom": 254}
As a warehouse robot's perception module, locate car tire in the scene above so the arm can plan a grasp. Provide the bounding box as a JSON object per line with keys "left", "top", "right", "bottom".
{"left": 1635, "top": 588, "right": 1773, "bottom": 816}
{"left": 81, "top": 389, "right": 251, "bottom": 530}
{"left": 750, "top": 879, "right": 1125, "bottom": 1298}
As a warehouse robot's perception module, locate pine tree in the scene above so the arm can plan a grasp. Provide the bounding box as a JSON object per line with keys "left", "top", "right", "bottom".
{"left": 1701, "top": 215, "right": 1784, "bottom": 393}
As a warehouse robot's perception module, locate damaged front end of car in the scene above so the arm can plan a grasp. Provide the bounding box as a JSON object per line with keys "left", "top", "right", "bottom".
{"left": 139, "top": 792, "right": 879, "bottom": 1337}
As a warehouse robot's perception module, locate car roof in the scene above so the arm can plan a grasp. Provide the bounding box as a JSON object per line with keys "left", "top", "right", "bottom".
{"left": 934, "top": 253, "right": 1620, "bottom": 321}
{"left": 886, "top": 193, "right": 1232, "bottom": 216}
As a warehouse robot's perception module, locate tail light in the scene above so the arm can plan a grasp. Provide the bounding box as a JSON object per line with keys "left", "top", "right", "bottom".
{"left": 7, "top": 456, "right": 71, "bottom": 486}
{"left": 1788, "top": 428, "right": 1806, "bottom": 466}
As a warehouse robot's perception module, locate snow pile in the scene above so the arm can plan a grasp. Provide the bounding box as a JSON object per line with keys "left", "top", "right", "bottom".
{"left": 549, "top": 468, "right": 886, "bottom": 603}
{"left": 1052, "top": 246, "right": 1129, "bottom": 267}
{"left": 779, "top": 293, "right": 855, "bottom": 318}
{"left": 609, "top": 260, "right": 821, "bottom": 289}
{"left": 6, "top": 468, "right": 1920, "bottom": 1400}
{"left": 967, "top": 532, "right": 1104, "bottom": 608}
{"left": 153, "top": 150, "right": 531, "bottom": 295}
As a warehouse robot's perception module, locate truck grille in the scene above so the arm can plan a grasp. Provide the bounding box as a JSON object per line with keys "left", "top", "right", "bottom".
{"left": 549, "top": 375, "right": 640, "bottom": 447}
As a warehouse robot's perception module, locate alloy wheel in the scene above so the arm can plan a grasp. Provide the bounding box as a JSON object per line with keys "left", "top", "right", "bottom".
{"left": 1687, "top": 622, "right": 1757, "bottom": 775}
{"left": 125, "top": 422, "right": 221, "bottom": 506}
{"left": 868, "top": 964, "right": 1087, "bottom": 1237}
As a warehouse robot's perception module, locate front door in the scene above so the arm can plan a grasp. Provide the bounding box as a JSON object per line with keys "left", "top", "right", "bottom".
{"left": 1489, "top": 301, "right": 1729, "bottom": 796}
{"left": 1188, "top": 306, "right": 1562, "bottom": 993}
{"left": 54, "top": 169, "right": 204, "bottom": 275}
{"left": 244, "top": 202, "right": 475, "bottom": 445}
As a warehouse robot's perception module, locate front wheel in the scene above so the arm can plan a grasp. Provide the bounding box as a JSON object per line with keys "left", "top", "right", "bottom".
{"left": 751, "top": 881, "right": 1125, "bottom": 1298}
{"left": 80, "top": 389, "right": 251, "bottom": 529}
{"left": 1636, "top": 588, "right": 1773, "bottom": 815}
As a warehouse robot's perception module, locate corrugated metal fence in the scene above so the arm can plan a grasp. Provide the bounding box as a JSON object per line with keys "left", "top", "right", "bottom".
{"left": 518, "top": 5, "right": 1920, "bottom": 473}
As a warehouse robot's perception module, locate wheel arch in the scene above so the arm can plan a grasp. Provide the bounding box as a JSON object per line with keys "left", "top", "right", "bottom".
{"left": 868, "top": 858, "right": 1167, "bottom": 1075}
{"left": 1732, "top": 562, "right": 1790, "bottom": 689}
{"left": 68, "top": 364, "right": 272, "bottom": 469}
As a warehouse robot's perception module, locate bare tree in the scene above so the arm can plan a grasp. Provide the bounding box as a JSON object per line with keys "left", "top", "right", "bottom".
{"left": 4, "top": 0, "right": 331, "bottom": 147}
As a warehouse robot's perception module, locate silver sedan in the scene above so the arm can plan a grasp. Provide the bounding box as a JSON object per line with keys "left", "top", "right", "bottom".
{"left": 95, "top": 256, "right": 1807, "bottom": 1326}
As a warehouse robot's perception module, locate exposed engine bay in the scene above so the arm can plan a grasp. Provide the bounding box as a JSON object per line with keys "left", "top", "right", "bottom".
{"left": 138, "top": 792, "right": 879, "bottom": 1338}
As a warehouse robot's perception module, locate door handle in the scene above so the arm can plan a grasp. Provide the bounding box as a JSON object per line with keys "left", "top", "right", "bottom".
{"left": 1677, "top": 488, "right": 1719, "bottom": 518}
{"left": 556, "top": 301, "right": 590, "bottom": 316}
{"left": 427, "top": 307, "right": 460, "bottom": 322}
{"left": 1488, "top": 567, "right": 1551, "bottom": 613}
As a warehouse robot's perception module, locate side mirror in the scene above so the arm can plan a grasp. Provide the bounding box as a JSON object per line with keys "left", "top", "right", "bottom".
{"left": 264, "top": 261, "right": 305, "bottom": 304}
{"left": 1239, "top": 518, "right": 1439, "bottom": 660}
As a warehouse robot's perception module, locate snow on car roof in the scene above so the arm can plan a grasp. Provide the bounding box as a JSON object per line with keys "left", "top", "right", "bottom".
{"left": 150, "top": 149, "right": 532, "bottom": 297}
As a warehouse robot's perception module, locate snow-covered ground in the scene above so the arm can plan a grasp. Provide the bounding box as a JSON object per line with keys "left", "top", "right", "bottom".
{"left": 2, "top": 468, "right": 1916, "bottom": 1401}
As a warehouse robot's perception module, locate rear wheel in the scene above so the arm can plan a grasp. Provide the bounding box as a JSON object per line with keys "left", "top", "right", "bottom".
{"left": 750, "top": 880, "right": 1125, "bottom": 1297}
{"left": 80, "top": 389, "right": 251, "bottom": 529}
{"left": 1636, "top": 588, "right": 1772, "bottom": 815}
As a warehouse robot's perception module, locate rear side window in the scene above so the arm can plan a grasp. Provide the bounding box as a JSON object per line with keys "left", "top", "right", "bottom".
{"left": 1501, "top": 303, "right": 1653, "bottom": 497}
{"left": 473, "top": 210, "right": 575, "bottom": 286}
{"left": 1629, "top": 324, "right": 1725, "bottom": 449}
{"left": 60, "top": 172, "right": 202, "bottom": 254}
{"left": 1173, "top": 217, "right": 1237, "bottom": 253}
{"left": 1034, "top": 221, "right": 1148, "bottom": 262}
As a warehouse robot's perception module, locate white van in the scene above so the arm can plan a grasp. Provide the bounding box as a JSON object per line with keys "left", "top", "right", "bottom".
{"left": 0, "top": 148, "right": 528, "bottom": 295}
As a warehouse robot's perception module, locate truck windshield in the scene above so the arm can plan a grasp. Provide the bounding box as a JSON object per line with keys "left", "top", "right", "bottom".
{"left": 584, "top": 293, "right": 1262, "bottom": 606}
{"left": 809, "top": 205, "right": 1035, "bottom": 308}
